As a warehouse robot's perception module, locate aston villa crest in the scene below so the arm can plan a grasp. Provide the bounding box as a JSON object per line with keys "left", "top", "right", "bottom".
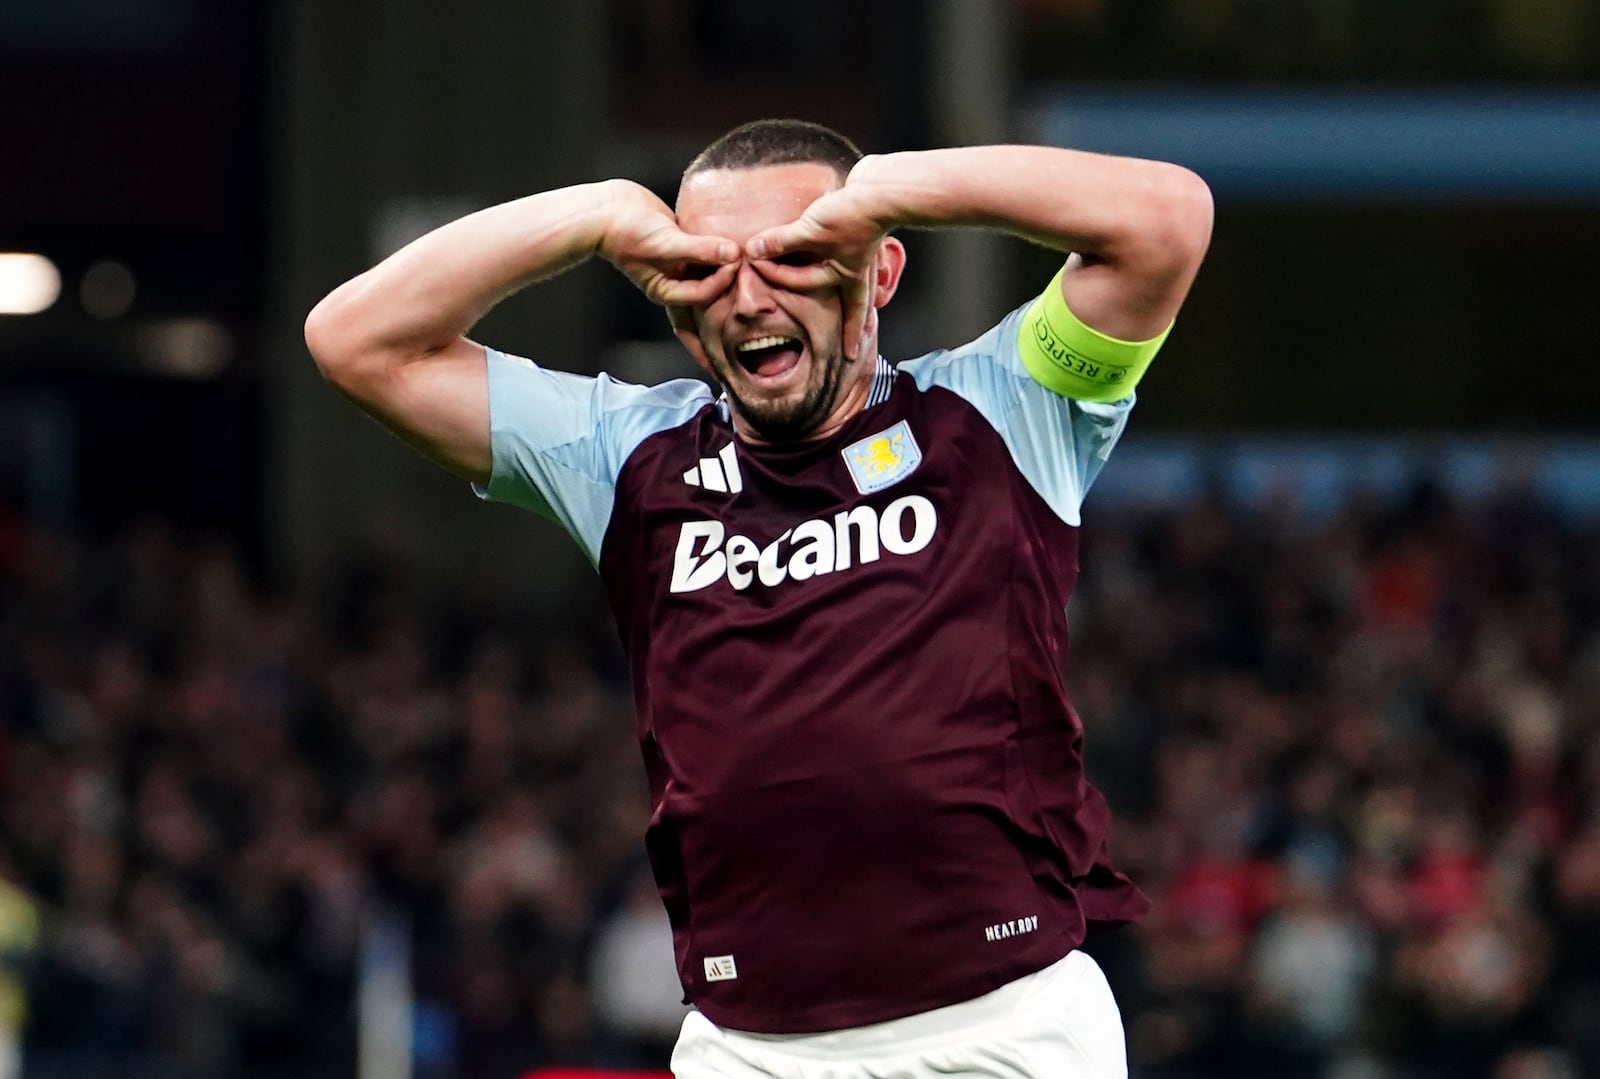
{"left": 842, "top": 420, "right": 922, "bottom": 495}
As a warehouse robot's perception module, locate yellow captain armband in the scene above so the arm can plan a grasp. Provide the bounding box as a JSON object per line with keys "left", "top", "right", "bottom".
{"left": 1017, "top": 268, "right": 1172, "bottom": 402}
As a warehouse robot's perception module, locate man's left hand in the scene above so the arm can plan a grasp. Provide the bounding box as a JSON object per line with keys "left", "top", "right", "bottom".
{"left": 743, "top": 186, "right": 890, "bottom": 362}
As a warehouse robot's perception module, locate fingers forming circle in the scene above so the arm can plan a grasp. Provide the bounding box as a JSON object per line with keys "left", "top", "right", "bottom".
{"left": 653, "top": 261, "right": 738, "bottom": 306}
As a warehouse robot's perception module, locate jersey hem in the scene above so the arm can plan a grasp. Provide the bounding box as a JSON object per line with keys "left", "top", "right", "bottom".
{"left": 692, "top": 939, "right": 1078, "bottom": 1037}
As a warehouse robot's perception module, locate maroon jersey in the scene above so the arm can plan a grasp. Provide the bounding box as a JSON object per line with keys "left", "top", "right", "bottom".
{"left": 477, "top": 308, "right": 1147, "bottom": 1033}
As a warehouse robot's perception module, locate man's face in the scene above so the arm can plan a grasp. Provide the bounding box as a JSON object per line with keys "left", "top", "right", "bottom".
{"left": 673, "top": 162, "right": 862, "bottom": 443}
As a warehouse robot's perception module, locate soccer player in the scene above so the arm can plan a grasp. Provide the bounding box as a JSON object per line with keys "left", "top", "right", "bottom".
{"left": 305, "top": 120, "right": 1211, "bottom": 1078}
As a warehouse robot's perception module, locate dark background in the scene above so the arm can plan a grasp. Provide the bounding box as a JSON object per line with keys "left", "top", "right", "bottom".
{"left": 4, "top": 0, "right": 1597, "bottom": 562}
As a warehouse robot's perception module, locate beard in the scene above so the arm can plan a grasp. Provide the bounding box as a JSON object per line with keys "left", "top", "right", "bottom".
{"left": 717, "top": 332, "right": 854, "bottom": 443}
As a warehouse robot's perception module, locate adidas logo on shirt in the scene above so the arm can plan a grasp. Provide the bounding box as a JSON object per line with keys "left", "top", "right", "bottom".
{"left": 683, "top": 443, "right": 743, "bottom": 495}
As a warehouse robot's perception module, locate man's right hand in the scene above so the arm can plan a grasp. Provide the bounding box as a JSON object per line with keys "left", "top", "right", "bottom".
{"left": 305, "top": 178, "right": 742, "bottom": 487}
{"left": 597, "top": 180, "right": 741, "bottom": 308}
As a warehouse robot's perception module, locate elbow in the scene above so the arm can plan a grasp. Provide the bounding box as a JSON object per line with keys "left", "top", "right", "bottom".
{"left": 303, "top": 294, "right": 346, "bottom": 381}
{"left": 1156, "top": 164, "right": 1214, "bottom": 271}
{"left": 1106, "top": 164, "right": 1213, "bottom": 292}
{"left": 303, "top": 290, "right": 376, "bottom": 393}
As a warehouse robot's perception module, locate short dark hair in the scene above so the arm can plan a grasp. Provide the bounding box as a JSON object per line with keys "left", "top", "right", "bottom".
{"left": 682, "top": 119, "right": 863, "bottom": 188}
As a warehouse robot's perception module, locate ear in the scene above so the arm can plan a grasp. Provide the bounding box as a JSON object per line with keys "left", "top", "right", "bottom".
{"left": 666, "top": 304, "right": 714, "bottom": 375}
{"left": 872, "top": 236, "right": 907, "bottom": 310}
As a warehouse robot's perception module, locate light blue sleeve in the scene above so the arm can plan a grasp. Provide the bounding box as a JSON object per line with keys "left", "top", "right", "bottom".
{"left": 899, "top": 304, "right": 1134, "bottom": 527}
{"left": 474, "top": 347, "right": 713, "bottom": 565}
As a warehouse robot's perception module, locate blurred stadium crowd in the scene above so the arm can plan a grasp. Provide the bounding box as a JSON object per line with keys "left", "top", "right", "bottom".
{"left": 1, "top": 472, "right": 1598, "bottom": 1079}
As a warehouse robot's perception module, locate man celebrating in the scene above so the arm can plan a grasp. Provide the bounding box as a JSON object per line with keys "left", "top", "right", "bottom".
{"left": 306, "top": 120, "right": 1211, "bottom": 1078}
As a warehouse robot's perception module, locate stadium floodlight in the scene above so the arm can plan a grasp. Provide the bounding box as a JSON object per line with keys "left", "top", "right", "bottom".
{"left": 0, "top": 252, "right": 62, "bottom": 315}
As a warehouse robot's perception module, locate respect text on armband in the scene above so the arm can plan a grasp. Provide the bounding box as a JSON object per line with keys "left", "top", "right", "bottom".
{"left": 1031, "top": 313, "right": 1130, "bottom": 388}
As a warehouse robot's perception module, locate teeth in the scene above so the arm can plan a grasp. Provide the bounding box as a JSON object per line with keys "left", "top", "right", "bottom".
{"left": 736, "top": 335, "right": 798, "bottom": 352}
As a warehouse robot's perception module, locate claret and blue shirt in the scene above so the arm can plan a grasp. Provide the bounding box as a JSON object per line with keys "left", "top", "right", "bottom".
{"left": 476, "top": 299, "right": 1157, "bottom": 1033}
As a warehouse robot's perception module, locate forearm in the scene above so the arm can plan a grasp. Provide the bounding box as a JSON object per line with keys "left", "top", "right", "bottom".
{"left": 847, "top": 146, "right": 1210, "bottom": 264}
{"left": 305, "top": 180, "right": 617, "bottom": 369}
{"left": 849, "top": 146, "right": 1211, "bottom": 340}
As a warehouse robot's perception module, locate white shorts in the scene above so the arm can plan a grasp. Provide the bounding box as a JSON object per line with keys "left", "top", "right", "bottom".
{"left": 669, "top": 950, "right": 1127, "bottom": 1079}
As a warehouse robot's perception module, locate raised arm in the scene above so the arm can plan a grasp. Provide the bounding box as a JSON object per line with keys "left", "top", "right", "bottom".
{"left": 748, "top": 145, "right": 1213, "bottom": 360}
{"left": 303, "top": 180, "right": 739, "bottom": 483}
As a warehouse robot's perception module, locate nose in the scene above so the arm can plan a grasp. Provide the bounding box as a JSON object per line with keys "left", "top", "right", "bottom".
{"left": 730, "top": 260, "right": 776, "bottom": 319}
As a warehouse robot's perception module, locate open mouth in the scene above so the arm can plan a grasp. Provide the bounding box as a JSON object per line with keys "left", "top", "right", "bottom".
{"left": 734, "top": 334, "right": 804, "bottom": 379}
